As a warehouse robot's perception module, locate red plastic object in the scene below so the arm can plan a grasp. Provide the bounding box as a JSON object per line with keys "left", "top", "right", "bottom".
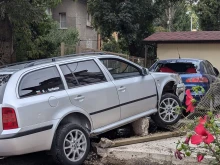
{"left": 186, "top": 68, "right": 197, "bottom": 73}
{"left": 159, "top": 67, "right": 176, "bottom": 73}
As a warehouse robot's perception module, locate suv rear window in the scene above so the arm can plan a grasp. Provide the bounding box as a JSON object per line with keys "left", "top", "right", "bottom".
{"left": 0, "top": 74, "right": 11, "bottom": 103}
{"left": 19, "top": 67, "right": 64, "bottom": 98}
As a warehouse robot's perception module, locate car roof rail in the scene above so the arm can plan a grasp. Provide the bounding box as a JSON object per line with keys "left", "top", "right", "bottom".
{"left": 0, "top": 52, "right": 107, "bottom": 69}
{"left": 52, "top": 52, "right": 106, "bottom": 60}
{"left": 30, "top": 52, "right": 107, "bottom": 66}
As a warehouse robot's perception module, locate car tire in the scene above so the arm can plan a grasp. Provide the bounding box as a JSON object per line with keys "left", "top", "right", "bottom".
{"left": 51, "top": 123, "right": 90, "bottom": 165}
{"left": 151, "top": 93, "right": 182, "bottom": 128}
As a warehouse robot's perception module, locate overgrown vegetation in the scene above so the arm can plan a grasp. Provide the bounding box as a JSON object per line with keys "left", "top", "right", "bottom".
{"left": 0, "top": 0, "right": 79, "bottom": 62}
{"left": 195, "top": 0, "right": 220, "bottom": 31}
{"left": 1, "top": 0, "right": 220, "bottom": 63}
{"left": 88, "top": 0, "right": 156, "bottom": 57}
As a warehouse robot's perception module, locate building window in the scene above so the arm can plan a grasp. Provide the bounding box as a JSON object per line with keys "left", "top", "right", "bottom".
{"left": 59, "top": 13, "right": 67, "bottom": 29}
{"left": 87, "top": 12, "right": 92, "bottom": 27}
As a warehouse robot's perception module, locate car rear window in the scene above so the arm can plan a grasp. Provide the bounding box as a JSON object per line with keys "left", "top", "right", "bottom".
{"left": 19, "top": 67, "right": 64, "bottom": 98}
{"left": 0, "top": 74, "right": 11, "bottom": 103}
{"left": 155, "top": 62, "right": 199, "bottom": 74}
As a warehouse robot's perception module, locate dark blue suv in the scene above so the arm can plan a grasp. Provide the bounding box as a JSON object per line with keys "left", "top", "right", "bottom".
{"left": 149, "top": 58, "right": 219, "bottom": 102}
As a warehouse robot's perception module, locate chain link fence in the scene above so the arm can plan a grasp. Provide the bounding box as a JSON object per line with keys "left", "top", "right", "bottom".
{"left": 167, "top": 78, "right": 220, "bottom": 131}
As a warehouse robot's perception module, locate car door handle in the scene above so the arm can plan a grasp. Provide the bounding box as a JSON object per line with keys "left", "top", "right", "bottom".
{"left": 118, "top": 86, "right": 126, "bottom": 92}
{"left": 74, "top": 95, "right": 85, "bottom": 101}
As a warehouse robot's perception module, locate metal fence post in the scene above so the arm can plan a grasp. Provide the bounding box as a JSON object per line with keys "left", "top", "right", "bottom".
{"left": 145, "top": 45, "right": 149, "bottom": 68}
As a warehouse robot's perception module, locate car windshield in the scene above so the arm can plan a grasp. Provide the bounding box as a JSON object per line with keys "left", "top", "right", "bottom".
{"left": 154, "top": 62, "right": 199, "bottom": 74}
{"left": 0, "top": 74, "right": 11, "bottom": 103}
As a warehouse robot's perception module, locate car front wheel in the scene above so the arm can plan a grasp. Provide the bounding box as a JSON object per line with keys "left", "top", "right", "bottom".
{"left": 51, "top": 123, "right": 90, "bottom": 165}
{"left": 151, "top": 93, "right": 182, "bottom": 128}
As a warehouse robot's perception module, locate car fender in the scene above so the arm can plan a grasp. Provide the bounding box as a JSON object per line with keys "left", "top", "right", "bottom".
{"left": 150, "top": 72, "right": 179, "bottom": 102}
{"left": 52, "top": 105, "right": 94, "bottom": 132}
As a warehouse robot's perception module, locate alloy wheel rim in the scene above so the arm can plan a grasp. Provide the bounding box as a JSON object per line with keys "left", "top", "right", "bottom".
{"left": 63, "top": 129, "right": 87, "bottom": 162}
{"left": 159, "top": 98, "right": 179, "bottom": 122}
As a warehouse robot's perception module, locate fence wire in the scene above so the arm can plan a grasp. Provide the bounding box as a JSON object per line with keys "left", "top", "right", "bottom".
{"left": 167, "top": 78, "right": 220, "bottom": 131}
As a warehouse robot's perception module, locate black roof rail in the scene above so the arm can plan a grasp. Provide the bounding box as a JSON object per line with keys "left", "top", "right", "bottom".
{"left": 0, "top": 60, "right": 37, "bottom": 69}
{"left": 0, "top": 52, "right": 107, "bottom": 69}
{"left": 52, "top": 52, "right": 106, "bottom": 60}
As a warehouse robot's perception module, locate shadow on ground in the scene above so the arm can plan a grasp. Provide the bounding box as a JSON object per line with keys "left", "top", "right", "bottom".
{"left": 0, "top": 152, "right": 55, "bottom": 165}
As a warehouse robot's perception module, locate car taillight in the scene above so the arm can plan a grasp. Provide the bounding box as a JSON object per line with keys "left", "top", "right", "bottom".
{"left": 185, "top": 77, "right": 209, "bottom": 83}
{"left": 2, "top": 107, "right": 18, "bottom": 130}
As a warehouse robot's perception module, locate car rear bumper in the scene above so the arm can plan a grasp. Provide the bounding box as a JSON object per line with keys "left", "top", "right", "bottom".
{"left": 0, "top": 125, "right": 54, "bottom": 157}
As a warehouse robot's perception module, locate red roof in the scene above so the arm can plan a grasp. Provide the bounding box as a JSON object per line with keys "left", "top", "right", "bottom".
{"left": 144, "top": 31, "right": 220, "bottom": 43}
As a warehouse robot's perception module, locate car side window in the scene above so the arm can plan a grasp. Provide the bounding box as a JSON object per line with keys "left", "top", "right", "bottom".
{"left": 60, "top": 64, "right": 78, "bottom": 88}
{"left": 60, "top": 60, "right": 106, "bottom": 88}
{"left": 19, "top": 67, "right": 64, "bottom": 98}
{"left": 204, "top": 61, "right": 215, "bottom": 75}
{"left": 201, "top": 62, "right": 208, "bottom": 74}
{"left": 100, "top": 58, "right": 141, "bottom": 79}
{"left": 206, "top": 61, "right": 216, "bottom": 76}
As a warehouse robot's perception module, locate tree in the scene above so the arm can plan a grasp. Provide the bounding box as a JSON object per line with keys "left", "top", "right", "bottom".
{"left": 21, "top": 23, "right": 79, "bottom": 61}
{"left": 154, "top": 0, "right": 191, "bottom": 32}
{"left": 195, "top": 0, "right": 220, "bottom": 31}
{"left": 0, "top": 0, "right": 62, "bottom": 62}
{"left": 87, "top": 0, "right": 157, "bottom": 56}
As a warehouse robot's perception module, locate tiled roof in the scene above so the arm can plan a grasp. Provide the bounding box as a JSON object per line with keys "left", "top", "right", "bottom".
{"left": 144, "top": 31, "right": 220, "bottom": 43}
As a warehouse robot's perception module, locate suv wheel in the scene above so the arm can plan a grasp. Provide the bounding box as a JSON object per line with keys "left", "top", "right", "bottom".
{"left": 151, "top": 93, "right": 181, "bottom": 127}
{"left": 51, "top": 123, "right": 90, "bottom": 165}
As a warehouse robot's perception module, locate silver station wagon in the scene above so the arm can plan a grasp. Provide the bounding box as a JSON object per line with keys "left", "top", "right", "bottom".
{"left": 0, "top": 53, "right": 185, "bottom": 165}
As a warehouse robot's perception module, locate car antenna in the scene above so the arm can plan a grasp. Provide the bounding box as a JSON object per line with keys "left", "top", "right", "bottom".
{"left": 177, "top": 47, "right": 181, "bottom": 59}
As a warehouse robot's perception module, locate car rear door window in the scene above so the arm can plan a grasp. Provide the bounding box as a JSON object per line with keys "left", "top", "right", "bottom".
{"left": 60, "top": 64, "right": 78, "bottom": 88}
{"left": 19, "top": 67, "right": 64, "bottom": 98}
{"left": 60, "top": 60, "right": 106, "bottom": 88}
{"left": 203, "top": 61, "right": 214, "bottom": 75}
{"left": 205, "top": 61, "right": 216, "bottom": 76}
{"left": 100, "top": 58, "right": 140, "bottom": 79}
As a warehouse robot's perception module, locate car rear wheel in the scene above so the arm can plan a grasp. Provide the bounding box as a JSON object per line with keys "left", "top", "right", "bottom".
{"left": 51, "top": 123, "right": 90, "bottom": 165}
{"left": 151, "top": 93, "right": 182, "bottom": 127}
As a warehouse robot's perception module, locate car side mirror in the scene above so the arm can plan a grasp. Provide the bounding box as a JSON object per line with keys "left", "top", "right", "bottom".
{"left": 214, "top": 67, "right": 219, "bottom": 76}
{"left": 141, "top": 68, "right": 149, "bottom": 76}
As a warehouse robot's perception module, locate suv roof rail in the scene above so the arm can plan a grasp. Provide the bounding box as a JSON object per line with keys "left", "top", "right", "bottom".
{"left": 0, "top": 52, "right": 107, "bottom": 69}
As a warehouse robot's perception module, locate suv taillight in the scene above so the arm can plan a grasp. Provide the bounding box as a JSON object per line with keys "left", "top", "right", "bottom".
{"left": 186, "top": 77, "right": 209, "bottom": 83}
{"left": 2, "top": 107, "right": 18, "bottom": 130}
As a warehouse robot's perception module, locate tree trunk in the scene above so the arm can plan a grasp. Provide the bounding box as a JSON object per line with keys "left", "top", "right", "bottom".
{"left": 0, "top": 17, "right": 14, "bottom": 65}
{"left": 128, "top": 42, "right": 139, "bottom": 57}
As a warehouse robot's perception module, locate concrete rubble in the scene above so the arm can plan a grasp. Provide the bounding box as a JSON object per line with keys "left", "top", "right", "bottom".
{"left": 131, "top": 117, "right": 149, "bottom": 136}
{"left": 91, "top": 118, "right": 213, "bottom": 164}
{"left": 92, "top": 138, "right": 115, "bottom": 157}
{"left": 100, "top": 137, "right": 213, "bottom": 165}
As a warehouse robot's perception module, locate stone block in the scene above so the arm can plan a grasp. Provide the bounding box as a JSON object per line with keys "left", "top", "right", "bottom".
{"left": 132, "top": 117, "right": 149, "bottom": 136}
